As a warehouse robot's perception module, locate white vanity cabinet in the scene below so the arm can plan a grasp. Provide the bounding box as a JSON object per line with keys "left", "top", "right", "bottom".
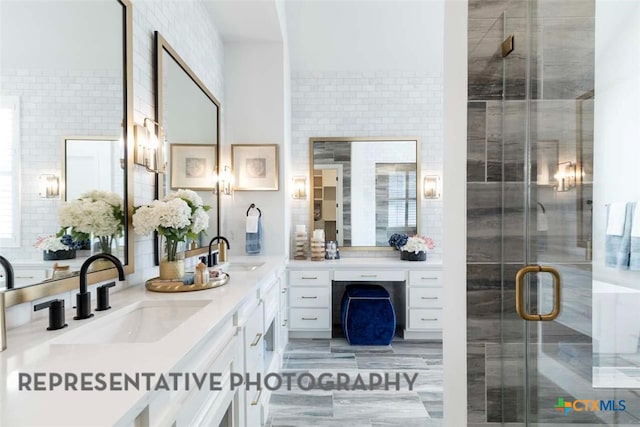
{"left": 287, "top": 270, "right": 332, "bottom": 337}
{"left": 238, "top": 267, "right": 287, "bottom": 427}
{"left": 287, "top": 259, "right": 443, "bottom": 340}
{"left": 144, "top": 317, "right": 241, "bottom": 427}
{"left": 405, "top": 270, "right": 443, "bottom": 340}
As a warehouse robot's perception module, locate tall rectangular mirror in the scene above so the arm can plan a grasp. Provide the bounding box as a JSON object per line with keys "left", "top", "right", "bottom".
{"left": 155, "top": 32, "right": 220, "bottom": 263}
{"left": 310, "top": 137, "right": 420, "bottom": 249}
{"left": 0, "top": 0, "right": 134, "bottom": 290}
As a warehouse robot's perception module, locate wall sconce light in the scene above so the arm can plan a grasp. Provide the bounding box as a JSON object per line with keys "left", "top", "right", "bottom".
{"left": 134, "top": 118, "right": 166, "bottom": 174}
{"left": 215, "top": 165, "right": 233, "bottom": 196}
{"left": 423, "top": 175, "right": 441, "bottom": 199}
{"left": 555, "top": 161, "right": 576, "bottom": 192}
{"left": 292, "top": 176, "right": 307, "bottom": 199}
{"left": 39, "top": 174, "right": 59, "bottom": 198}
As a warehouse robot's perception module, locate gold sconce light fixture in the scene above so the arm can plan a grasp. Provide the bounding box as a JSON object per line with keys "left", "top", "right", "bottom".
{"left": 134, "top": 118, "right": 166, "bottom": 174}
{"left": 39, "top": 174, "right": 60, "bottom": 198}
{"left": 215, "top": 165, "right": 233, "bottom": 196}
{"left": 555, "top": 161, "right": 576, "bottom": 192}
{"left": 292, "top": 176, "right": 307, "bottom": 199}
{"left": 423, "top": 175, "right": 441, "bottom": 199}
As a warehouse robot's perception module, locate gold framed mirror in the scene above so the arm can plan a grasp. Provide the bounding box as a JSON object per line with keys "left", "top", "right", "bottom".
{"left": 310, "top": 137, "right": 421, "bottom": 250}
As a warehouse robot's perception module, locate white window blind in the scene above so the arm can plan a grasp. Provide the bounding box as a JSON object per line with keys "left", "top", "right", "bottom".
{"left": 0, "top": 96, "right": 20, "bottom": 247}
{"left": 387, "top": 170, "right": 417, "bottom": 228}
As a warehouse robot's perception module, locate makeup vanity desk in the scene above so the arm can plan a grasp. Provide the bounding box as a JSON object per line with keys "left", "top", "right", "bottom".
{"left": 286, "top": 257, "right": 443, "bottom": 341}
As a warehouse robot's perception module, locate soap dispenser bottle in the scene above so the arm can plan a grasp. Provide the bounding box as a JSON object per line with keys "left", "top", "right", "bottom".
{"left": 195, "top": 260, "right": 209, "bottom": 285}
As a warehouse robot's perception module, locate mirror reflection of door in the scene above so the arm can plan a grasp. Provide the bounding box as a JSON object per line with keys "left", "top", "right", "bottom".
{"left": 313, "top": 164, "right": 343, "bottom": 245}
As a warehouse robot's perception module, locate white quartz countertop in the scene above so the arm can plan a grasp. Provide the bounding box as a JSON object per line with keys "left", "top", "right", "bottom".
{"left": 287, "top": 255, "right": 442, "bottom": 270}
{"left": 0, "top": 256, "right": 285, "bottom": 427}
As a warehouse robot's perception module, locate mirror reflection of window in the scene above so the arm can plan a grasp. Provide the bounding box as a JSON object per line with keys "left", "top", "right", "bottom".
{"left": 376, "top": 163, "right": 417, "bottom": 245}
{"left": 0, "top": 96, "right": 20, "bottom": 247}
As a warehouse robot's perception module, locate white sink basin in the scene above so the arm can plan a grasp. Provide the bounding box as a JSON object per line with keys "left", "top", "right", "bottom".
{"left": 224, "top": 262, "right": 265, "bottom": 272}
{"left": 55, "top": 300, "right": 210, "bottom": 344}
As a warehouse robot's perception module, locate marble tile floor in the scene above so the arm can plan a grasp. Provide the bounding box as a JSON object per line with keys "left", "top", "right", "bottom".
{"left": 266, "top": 338, "right": 443, "bottom": 427}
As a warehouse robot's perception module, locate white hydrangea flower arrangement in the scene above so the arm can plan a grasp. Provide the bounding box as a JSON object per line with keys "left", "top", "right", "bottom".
{"left": 133, "top": 189, "right": 210, "bottom": 261}
{"left": 401, "top": 236, "right": 436, "bottom": 254}
{"left": 34, "top": 235, "right": 71, "bottom": 252}
{"left": 58, "top": 190, "right": 125, "bottom": 253}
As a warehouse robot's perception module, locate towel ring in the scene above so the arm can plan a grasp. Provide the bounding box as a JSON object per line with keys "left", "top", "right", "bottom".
{"left": 247, "top": 204, "right": 262, "bottom": 217}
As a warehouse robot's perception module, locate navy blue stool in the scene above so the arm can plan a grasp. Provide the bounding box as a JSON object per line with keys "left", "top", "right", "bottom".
{"left": 341, "top": 284, "right": 396, "bottom": 345}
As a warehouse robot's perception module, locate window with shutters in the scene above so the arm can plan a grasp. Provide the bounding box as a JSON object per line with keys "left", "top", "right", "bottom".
{"left": 375, "top": 163, "right": 417, "bottom": 244}
{"left": 0, "top": 96, "right": 21, "bottom": 247}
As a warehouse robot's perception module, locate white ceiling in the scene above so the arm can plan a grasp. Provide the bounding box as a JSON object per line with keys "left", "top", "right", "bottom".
{"left": 204, "top": 0, "right": 283, "bottom": 43}
{"left": 205, "top": 0, "right": 445, "bottom": 72}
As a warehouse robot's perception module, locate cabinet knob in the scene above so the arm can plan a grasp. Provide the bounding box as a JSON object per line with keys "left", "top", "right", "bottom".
{"left": 421, "top": 296, "right": 438, "bottom": 300}
{"left": 301, "top": 296, "right": 318, "bottom": 299}
{"left": 301, "top": 317, "right": 318, "bottom": 321}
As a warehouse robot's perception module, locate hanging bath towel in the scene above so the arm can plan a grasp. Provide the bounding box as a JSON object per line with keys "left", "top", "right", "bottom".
{"left": 246, "top": 214, "right": 262, "bottom": 254}
{"left": 629, "top": 202, "right": 640, "bottom": 270}
{"left": 605, "top": 202, "right": 633, "bottom": 269}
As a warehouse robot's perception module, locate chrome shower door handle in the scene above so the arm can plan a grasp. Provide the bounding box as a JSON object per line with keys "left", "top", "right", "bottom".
{"left": 515, "top": 265, "right": 561, "bottom": 321}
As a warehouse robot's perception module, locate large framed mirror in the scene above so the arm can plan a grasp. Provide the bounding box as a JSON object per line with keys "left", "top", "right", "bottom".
{"left": 310, "top": 137, "right": 420, "bottom": 250}
{"left": 0, "top": 0, "right": 134, "bottom": 291}
{"left": 155, "top": 32, "right": 220, "bottom": 263}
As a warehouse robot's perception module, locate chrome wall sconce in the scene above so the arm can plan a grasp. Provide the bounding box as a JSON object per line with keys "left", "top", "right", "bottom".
{"left": 555, "top": 161, "right": 576, "bottom": 192}
{"left": 39, "top": 174, "right": 59, "bottom": 198}
{"left": 134, "top": 118, "right": 166, "bottom": 174}
{"left": 423, "top": 175, "right": 441, "bottom": 199}
{"left": 214, "top": 165, "right": 233, "bottom": 196}
{"left": 292, "top": 176, "right": 307, "bottom": 199}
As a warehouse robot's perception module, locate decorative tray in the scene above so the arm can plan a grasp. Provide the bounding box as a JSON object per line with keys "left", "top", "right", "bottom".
{"left": 145, "top": 272, "right": 230, "bottom": 293}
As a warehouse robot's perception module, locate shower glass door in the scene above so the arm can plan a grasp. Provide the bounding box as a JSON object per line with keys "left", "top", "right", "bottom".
{"left": 506, "top": 0, "right": 640, "bottom": 425}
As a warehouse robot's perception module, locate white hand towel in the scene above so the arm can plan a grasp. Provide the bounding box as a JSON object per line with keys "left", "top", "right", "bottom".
{"left": 632, "top": 202, "right": 640, "bottom": 237}
{"left": 537, "top": 212, "right": 549, "bottom": 232}
{"left": 246, "top": 215, "right": 259, "bottom": 233}
{"left": 606, "top": 202, "right": 627, "bottom": 236}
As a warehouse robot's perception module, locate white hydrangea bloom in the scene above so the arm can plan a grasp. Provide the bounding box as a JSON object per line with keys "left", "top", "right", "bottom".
{"left": 191, "top": 207, "right": 209, "bottom": 234}
{"left": 164, "top": 189, "right": 203, "bottom": 208}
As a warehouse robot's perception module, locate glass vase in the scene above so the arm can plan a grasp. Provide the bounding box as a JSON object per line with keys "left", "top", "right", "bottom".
{"left": 159, "top": 238, "right": 185, "bottom": 280}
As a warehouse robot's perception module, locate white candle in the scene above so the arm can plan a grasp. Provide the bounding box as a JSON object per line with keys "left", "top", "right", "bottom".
{"left": 313, "top": 229, "right": 324, "bottom": 240}
{"left": 296, "top": 224, "right": 306, "bottom": 233}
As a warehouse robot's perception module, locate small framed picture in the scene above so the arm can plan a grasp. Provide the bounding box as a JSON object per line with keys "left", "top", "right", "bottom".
{"left": 231, "top": 144, "right": 279, "bottom": 191}
{"left": 170, "top": 144, "right": 216, "bottom": 190}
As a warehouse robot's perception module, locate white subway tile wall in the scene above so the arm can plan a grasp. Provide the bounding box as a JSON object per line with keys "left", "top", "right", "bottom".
{"left": 290, "top": 71, "right": 443, "bottom": 257}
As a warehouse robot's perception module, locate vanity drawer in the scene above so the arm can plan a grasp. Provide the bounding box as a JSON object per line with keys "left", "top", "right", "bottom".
{"left": 289, "top": 270, "right": 330, "bottom": 286}
{"left": 409, "top": 287, "right": 442, "bottom": 308}
{"left": 409, "top": 308, "right": 442, "bottom": 330}
{"left": 289, "top": 308, "right": 330, "bottom": 330}
{"left": 333, "top": 270, "right": 405, "bottom": 282}
{"left": 290, "top": 287, "right": 330, "bottom": 308}
{"left": 409, "top": 270, "right": 443, "bottom": 287}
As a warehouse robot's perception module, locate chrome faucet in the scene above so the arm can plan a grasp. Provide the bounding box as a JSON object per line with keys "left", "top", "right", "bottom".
{"left": 0, "top": 255, "right": 15, "bottom": 351}
{"left": 208, "top": 236, "right": 230, "bottom": 266}
{"left": 76, "top": 253, "right": 125, "bottom": 320}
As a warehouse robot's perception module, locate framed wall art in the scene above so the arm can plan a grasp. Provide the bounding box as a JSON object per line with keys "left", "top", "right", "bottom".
{"left": 170, "top": 143, "right": 216, "bottom": 190}
{"left": 231, "top": 144, "right": 279, "bottom": 191}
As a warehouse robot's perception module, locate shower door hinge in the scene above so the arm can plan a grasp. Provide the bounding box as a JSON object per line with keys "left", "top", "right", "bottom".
{"left": 502, "top": 35, "right": 514, "bottom": 57}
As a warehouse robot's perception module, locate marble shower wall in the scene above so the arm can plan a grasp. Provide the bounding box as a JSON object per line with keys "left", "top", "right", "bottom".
{"left": 466, "top": 0, "right": 595, "bottom": 424}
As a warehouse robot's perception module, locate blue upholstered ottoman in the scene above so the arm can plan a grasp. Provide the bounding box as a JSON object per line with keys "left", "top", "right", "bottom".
{"left": 341, "top": 284, "right": 396, "bottom": 345}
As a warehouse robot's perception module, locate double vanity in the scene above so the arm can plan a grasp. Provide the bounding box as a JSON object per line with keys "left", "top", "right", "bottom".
{"left": 0, "top": 256, "right": 441, "bottom": 426}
